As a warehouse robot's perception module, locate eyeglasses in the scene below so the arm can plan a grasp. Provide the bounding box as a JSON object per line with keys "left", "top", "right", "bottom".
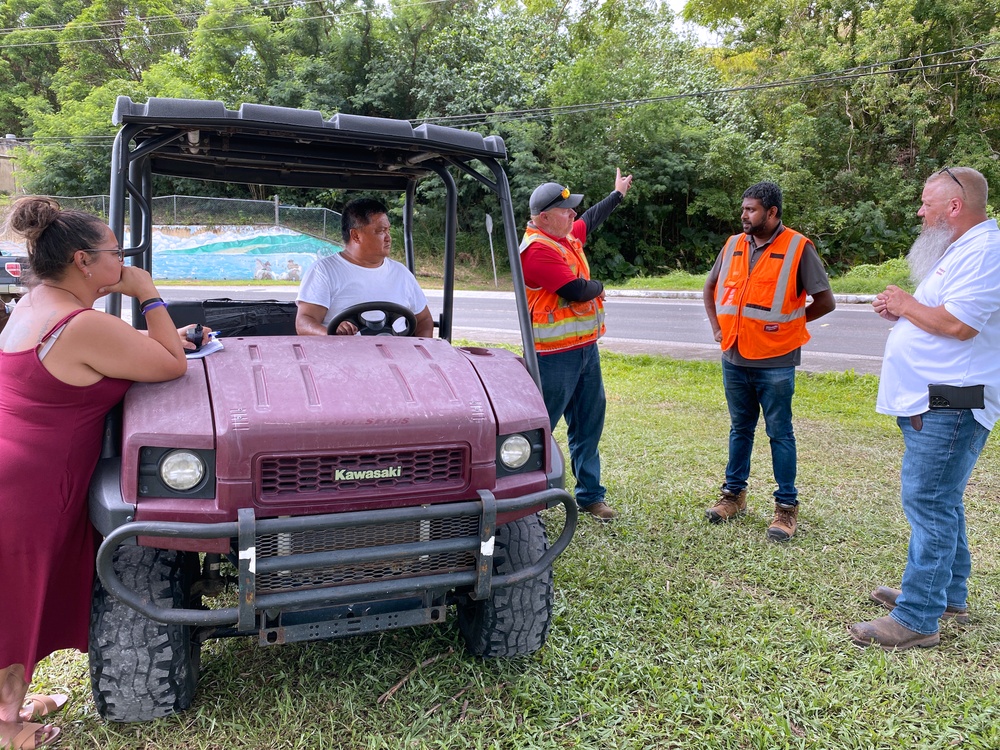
{"left": 936, "top": 167, "right": 965, "bottom": 193}
{"left": 82, "top": 246, "right": 125, "bottom": 262}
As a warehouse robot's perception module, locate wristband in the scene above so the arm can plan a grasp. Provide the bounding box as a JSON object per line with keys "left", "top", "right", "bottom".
{"left": 140, "top": 300, "right": 168, "bottom": 315}
{"left": 139, "top": 296, "right": 163, "bottom": 312}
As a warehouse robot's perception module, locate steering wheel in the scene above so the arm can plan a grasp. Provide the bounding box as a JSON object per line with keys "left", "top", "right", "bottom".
{"left": 327, "top": 301, "right": 418, "bottom": 337}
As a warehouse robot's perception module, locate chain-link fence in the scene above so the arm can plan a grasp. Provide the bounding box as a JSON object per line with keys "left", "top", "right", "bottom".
{"left": 1, "top": 194, "right": 341, "bottom": 251}
{"left": 145, "top": 196, "right": 340, "bottom": 241}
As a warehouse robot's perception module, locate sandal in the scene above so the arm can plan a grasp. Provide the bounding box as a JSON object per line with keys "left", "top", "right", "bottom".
{"left": 19, "top": 695, "right": 68, "bottom": 722}
{"left": 6, "top": 722, "right": 60, "bottom": 749}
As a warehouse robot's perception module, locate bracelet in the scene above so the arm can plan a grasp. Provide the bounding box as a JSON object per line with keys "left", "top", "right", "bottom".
{"left": 140, "top": 300, "right": 168, "bottom": 315}
{"left": 139, "top": 296, "right": 163, "bottom": 312}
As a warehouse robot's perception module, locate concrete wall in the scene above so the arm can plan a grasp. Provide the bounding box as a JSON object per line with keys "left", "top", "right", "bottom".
{"left": 0, "top": 139, "right": 19, "bottom": 194}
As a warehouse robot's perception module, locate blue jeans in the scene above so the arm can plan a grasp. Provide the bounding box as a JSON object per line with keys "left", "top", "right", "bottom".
{"left": 721, "top": 360, "right": 798, "bottom": 505}
{"left": 891, "top": 409, "right": 990, "bottom": 634}
{"left": 538, "top": 344, "right": 606, "bottom": 508}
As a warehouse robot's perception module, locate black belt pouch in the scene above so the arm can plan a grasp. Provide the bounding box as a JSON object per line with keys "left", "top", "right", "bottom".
{"left": 928, "top": 384, "right": 985, "bottom": 410}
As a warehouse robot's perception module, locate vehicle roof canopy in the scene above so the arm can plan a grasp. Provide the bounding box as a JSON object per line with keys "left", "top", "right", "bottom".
{"left": 113, "top": 97, "right": 508, "bottom": 191}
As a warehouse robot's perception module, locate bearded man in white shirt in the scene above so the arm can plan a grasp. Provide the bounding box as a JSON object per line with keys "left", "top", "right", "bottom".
{"left": 851, "top": 167, "right": 1000, "bottom": 650}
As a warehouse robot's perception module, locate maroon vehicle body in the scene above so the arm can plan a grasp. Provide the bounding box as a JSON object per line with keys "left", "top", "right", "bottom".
{"left": 0, "top": 254, "right": 25, "bottom": 332}
{"left": 122, "top": 336, "right": 552, "bottom": 531}
{"left": 86, "top": 97, "right": 577, "bottom": 723}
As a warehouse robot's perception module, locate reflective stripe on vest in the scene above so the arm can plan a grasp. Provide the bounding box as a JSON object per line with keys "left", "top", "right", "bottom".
{"left": 714, "top": 229, "right": 810, "bottom": 359}
{"left": 519, "top": 225, "right": 605, "bottom": 353}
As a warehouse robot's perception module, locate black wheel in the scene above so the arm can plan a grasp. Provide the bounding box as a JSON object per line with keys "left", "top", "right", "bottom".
{"left": 327, "top": 301, "right": 418, "bottom": 336}
{"left": 457, "top": 513, "right": 554, "bottom": 657}
{"left": 89, "top": 546, "right": 200, "bottom": 722}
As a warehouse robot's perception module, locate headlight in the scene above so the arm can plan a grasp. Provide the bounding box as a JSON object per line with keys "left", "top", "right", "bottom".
{"left": 159, "top": 450, "right": 206, "bottom": 491}
{"left": 499, "top": 434, "right": 532, "bottom": 470}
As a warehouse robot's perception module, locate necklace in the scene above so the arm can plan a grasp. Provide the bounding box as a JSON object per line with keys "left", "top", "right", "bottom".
{"left": 40, "top": 283, "right": 86, "bottom": 307}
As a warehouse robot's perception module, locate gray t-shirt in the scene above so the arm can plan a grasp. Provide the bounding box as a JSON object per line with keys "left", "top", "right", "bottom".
{"left": 707, "top": 224, "right": 831, "bottom": 368}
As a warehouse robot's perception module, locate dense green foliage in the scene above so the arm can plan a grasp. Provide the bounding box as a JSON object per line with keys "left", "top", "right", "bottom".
{"left": 3, "top": 0, "right": 1000, "bottom": 278}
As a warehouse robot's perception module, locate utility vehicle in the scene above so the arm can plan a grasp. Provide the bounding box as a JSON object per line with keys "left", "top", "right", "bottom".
{"left": 0, "top": 252, "right": 25, "bottom": 331}
{"left": 88, "top": 96, "right": 577, "bottom": 722}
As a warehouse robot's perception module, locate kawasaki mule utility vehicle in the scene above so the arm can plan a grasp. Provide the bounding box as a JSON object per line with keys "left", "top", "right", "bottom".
{"left": 0, "top": 252, "right": 25, "bottom": 332}
{"left": 88, "top": 96, "right": 577, "bottom": 722}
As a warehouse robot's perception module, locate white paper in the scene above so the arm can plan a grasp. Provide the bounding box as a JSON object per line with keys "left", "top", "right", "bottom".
{"left": 185, "top": 337, "right": 224, "bottom": 359}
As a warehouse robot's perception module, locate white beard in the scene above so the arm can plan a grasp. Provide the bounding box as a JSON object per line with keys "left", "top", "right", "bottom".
{"left": 907, "top": 224, "right": 952, "bottom": 284}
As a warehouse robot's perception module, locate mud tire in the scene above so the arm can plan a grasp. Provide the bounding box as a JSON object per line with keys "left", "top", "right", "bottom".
{"left": 457, "top": 513, "right": 554, "bottom": 657}
{"left": 89, "top": 546, "right": 200, "bottom": 722}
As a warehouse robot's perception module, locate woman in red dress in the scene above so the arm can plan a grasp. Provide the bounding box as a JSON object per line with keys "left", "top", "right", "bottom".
{"left": 0, "top": 197, "right": 201, "bottom": 748}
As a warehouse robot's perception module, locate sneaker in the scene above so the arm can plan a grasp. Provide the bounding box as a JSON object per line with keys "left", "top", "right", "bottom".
{"left": 705, "top": 486, "right": 747, "bottom": 524}
{"left": 869, "top": 586, "right": 970, "bottom": 624}
{"left": 766, "top": 502, "right": 798, "bottom": 542}
{"left": 581, "top": 501, "right": 616, "bottom": 522}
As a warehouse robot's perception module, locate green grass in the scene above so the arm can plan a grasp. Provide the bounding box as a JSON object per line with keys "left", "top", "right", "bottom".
{"left": 619, "top": 270, "right": 708, "bottom": 292}
{"left": 154, "top": 278, "right": 302, "bottom": 287}
{"left": 617, "top": 259, "right": 915, "bottom": 296}
{"left": 32, "top": 354, "right": 1000, "bottom": 748}
{"left": 160, "top": 257, "right": 914, "bottom": 295}
{"left": 828, "top": 257, "right": 914, "bottom": 295}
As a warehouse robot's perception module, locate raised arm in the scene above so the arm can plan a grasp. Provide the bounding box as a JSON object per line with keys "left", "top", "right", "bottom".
{"left": 579, "top": 168, "right": 634, "bottom": 235}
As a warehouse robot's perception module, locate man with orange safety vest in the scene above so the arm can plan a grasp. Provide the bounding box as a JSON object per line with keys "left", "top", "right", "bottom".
{"left": 703, "top": 181, "right": 836, "bottom": 541}
{"left": 520, "top": 169, "right": 633, "bottom": 522}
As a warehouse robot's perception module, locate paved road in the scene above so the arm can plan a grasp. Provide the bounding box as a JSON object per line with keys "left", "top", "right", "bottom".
{"left": 156, "top": 286, "right": 892, "bottom": 375}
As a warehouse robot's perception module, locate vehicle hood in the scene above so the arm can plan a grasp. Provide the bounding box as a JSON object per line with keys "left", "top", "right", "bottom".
{"left": 203, "top": 336, "right": 497, "bottom": 479}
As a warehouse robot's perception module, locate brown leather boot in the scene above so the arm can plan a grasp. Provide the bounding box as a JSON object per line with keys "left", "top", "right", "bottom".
{"left": 849, "top": 615, "right": 940, "bottom": 650}
{"left": 869, "top": 586, "right": 970, "bottom": 624}
{"left": 581, "top": 501, "right": 617, "bottom": 522}
{"left": 705, "top": 486, "right": 747, "bottom": 524}
{"left": 766, "top": 502, "right": 798, "bottom": 542}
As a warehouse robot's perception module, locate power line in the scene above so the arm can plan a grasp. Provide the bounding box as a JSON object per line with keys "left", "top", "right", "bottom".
{"left": 9, "top": 45, "right": 996, "bottom": 146}
{"left": 416, "top": 48, "right": 998, "bottom": 128}
{"left": 0, "top": 0, "right": 452, "bottom": 50}
{"left": 0, "top": 1, "right": 305, "bottom": 34}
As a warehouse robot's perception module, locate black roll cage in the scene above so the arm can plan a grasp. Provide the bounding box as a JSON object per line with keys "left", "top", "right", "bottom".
{"left": 106, "top": 96, "right": 541, "bottom": 386}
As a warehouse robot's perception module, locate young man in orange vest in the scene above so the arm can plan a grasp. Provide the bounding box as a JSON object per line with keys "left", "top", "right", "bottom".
{"left": 703, "top": 181, "right": 836, "bottom": 541}
{"left": 520, "top": 169, "right": 633, "bottom": 521}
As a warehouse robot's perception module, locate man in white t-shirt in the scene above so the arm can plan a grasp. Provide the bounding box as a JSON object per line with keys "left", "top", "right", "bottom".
{"left": 850, "top": 167, "right": 1000, "bottom": 650}
{"left": 295, "top": 198, "right": 434, "bottom": 337}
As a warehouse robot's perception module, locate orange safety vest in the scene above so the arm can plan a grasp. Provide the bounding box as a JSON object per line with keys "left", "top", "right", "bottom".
{"left": 519, "top": 225, "right": 605, "bottom": 354}
{"left": 714, "top": 228, "right": 810, "bottom": 360}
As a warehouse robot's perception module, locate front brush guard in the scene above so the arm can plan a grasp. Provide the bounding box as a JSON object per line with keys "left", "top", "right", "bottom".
{"left": 95, "top": 489, "right": 577, "bottom": 632}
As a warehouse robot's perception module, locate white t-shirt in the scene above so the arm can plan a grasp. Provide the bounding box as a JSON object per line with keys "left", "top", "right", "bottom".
{"left": 296, "top": 253, "right": 429, "bottom": 328}
{"left": 877, "top": 219, "right": 1000, "bottom": 429}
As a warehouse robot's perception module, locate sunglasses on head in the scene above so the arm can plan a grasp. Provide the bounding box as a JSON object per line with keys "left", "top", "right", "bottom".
{"left": 936, "top": 167, "right": 965, "bottom": 192}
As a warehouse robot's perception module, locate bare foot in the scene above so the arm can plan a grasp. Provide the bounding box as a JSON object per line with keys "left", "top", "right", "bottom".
{"left": 0, "top": 666, "right": 28, "bottom": 724}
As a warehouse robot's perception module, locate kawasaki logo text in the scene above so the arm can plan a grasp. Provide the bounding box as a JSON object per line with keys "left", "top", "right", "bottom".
{"left": 335, "top": 467, "right": 403, "bottom": 480}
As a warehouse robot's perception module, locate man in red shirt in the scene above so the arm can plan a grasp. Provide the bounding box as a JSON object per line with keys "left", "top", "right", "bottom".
{"left": 519, "top": 169, "right": 633, "bottom": 521}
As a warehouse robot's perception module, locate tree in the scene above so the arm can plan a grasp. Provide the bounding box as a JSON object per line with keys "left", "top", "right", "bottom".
{"left": 54, "top": 0, "right": 204, "bottom": 101}
{"left": 0, "top": 0, "right": 78, "bottom": 136}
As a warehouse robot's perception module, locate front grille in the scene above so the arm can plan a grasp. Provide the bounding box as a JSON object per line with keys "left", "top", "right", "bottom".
{"left": 255, "top": 516, "right": 478, "bottom": 594}
{"left": 258, "top": 447, "right": 468, "bottom": 501}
